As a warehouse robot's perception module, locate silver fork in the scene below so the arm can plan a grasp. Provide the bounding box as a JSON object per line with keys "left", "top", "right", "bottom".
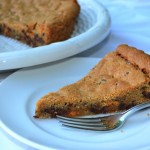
{"left": 57, "top": 101, "right": 150, "bottom": 131}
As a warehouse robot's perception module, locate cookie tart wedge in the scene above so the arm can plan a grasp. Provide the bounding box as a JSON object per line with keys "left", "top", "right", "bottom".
{"left": 34, "top": 44, "right": 150, "bottom": 118}
{"left": 0, "top": 0, "right": 80, "bottom": 47}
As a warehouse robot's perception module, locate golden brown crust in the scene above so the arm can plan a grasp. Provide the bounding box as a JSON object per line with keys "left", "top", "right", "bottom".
{"left": 116, "top": 44, "right": 150, "bottom": 77}
{"left": 34, "top": 45, "right": 150, "bottom": 118}
{"left": 0, "top": 0, "right": 80, "bottom": 47}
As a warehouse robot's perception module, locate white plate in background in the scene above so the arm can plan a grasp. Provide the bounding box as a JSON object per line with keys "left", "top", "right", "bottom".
{"left": 0, "top": 0, "right": 110, "bottom": 70}
{"left": 0, "top": 58, "right": 150, "bottom": 150}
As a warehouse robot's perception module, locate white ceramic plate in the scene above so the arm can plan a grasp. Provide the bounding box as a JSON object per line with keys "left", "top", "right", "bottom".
{"left": 0, "top": 58, "right": 150, "bottom": 150}
{"left": 0, "top": 0, "right": 110, "bottom": 70}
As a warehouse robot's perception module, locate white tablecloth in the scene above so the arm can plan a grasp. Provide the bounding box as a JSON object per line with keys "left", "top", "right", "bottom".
{"left": 0, "top": 0, "right": 150, "bottom": 149}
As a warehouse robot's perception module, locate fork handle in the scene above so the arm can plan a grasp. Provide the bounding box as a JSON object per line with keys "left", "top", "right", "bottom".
{"left": 122, "top": 101, "right": 150, "bottom": 119}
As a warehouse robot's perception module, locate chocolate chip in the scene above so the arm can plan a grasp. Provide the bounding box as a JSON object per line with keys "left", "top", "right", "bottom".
{"left": 33, "top": 115, "right": 39, "bottom": 118}
{"left": 34, "top": 33, "right": 44, "bottom": 44}
{"left": 43, "top": 106, "right": 72, "bottom": 118}
{"left": 141, "top": 68, "right": 147, "bottom": 75}
{"left": 22, "top": 29, "right": 25, "bottom": 33}
{"left": 142, "top": 91, "right": 150, "bottom": 99}
{"left": 119, "top": 100, "right": 137, "bottom": 110}
{"left": 89, "top": 103, "right": 102, "bottom": 113}
{"left": 124, "top": 71, "right": 129, "bottom": 76}
{"left": 119, "top": 103, "right": 126, "bottom": 110}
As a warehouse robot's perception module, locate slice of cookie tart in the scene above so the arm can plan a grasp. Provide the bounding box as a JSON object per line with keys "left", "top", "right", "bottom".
{"left": 0, "top": 0, "right": 80, "bottom": 47}
{"left": 34, "top": 44, "right": 150, "bottom": 118}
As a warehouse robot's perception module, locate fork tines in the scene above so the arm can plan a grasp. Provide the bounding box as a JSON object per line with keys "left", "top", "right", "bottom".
{"left": 57, "top": 115, "right": 107, "bottom": 131}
